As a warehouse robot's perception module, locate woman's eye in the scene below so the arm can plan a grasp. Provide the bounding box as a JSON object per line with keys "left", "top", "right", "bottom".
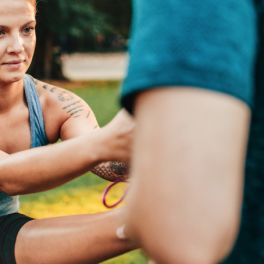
{"left": 0, "top": 30, "right": 5, "bottom": 36}
{"left": 23, "top": 27, "right": 34, "bottom": 35}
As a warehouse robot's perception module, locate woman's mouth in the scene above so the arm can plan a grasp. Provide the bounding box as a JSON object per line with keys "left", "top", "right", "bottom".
{"left": 2, "top": 60, "right": 25, "bottom": 70}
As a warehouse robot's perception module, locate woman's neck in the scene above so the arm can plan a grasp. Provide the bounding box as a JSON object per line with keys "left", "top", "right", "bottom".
{"left": 0, "top": 79, "right": 24, "bottom": 113}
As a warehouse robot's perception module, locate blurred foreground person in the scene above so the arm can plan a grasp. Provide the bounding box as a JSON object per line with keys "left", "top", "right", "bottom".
{"left": 120, "top": 0, "right": 264, "bottom": 263}
{"left": 0, "top": 0, "right": 136, "bottom": 263}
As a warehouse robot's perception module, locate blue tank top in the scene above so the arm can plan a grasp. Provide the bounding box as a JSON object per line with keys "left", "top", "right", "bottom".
{"left": 0, "top": 74, "right": 49, "bottom": 216}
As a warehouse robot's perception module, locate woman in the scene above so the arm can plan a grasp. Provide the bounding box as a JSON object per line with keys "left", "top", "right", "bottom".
{"left": 0, "top": 0, "right": 135, "bottom": 263}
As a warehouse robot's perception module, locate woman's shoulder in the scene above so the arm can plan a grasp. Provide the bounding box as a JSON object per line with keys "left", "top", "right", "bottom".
{"left": 29, "top": 77, "right": 95, "bottom": 141}
{"left": 30, "top": 77, "right": 79, "bottom": 108}
{"left": 30, "top": 77, "right": 77, "bottom": 142}
{"left": 31, "top": 77, "right": 91, "bottom": 112}
{"left": 31, "top": 77, "right": 68, "bottom": 100}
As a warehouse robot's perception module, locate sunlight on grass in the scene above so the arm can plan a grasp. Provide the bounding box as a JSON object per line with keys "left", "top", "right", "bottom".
{"left": 21, "top": 181, "right": 128, "bottom": 217}
{"left": 20, "top": 179, "right": 147, "bottom": 264}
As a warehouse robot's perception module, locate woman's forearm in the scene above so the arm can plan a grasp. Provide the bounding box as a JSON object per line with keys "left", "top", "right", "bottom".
{"left": 0, "top": 131, "right": 106, "bottom": 195}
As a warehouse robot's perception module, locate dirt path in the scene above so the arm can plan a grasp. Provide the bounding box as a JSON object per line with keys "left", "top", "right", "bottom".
{"left": 61, "top": 52, "right": 128, "bottom": 81}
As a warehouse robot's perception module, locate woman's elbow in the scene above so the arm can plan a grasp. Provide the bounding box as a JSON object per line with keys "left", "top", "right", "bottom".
{"left": 0, "top": 181, "right": 24, "bottom": 196}
{"left": 145, "top": 225, "right": 238, "bottom": 264}
{"left": 125, "top": 211, "right": 239, "bottom": 264}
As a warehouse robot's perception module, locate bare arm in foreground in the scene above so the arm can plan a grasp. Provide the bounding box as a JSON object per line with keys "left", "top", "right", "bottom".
{"left": 123, "top": 88, "right": 250, "bottom": 264}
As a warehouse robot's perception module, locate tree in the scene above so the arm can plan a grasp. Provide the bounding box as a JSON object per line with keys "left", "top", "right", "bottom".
{"left": 91, "top": 0, "right": 131, "bottom": 37}
{"left": 30, "top": 0, "right": 109, "bottom": 79}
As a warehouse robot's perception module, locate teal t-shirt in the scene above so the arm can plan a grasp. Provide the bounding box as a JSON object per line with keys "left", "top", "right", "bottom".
{"left": 121, "top": 0, "right": 257, "bottom": 113}
{"left": 226, "top": 3, "right": 264, "bottom": 262}
{"left": 121, "top": 0, "right": 264, "bottom": 262}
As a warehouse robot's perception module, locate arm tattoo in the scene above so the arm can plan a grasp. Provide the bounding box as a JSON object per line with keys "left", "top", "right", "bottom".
{"left": 91, "top": 161, "right": 129, "bottom": 182}
{"left": 66, "top": 106, "right": 85, "bottom": 115}
{"left": 62, "top": 100, "right": 81, "bottom": 110}
{"left": 57, "top": 91, "right": 74, "bottom": 102}
{"left": 110, "top": 161, "right": 129, "bottom": 175}
{"left": 42, "top": 84, "right": 91, "bottom": 118}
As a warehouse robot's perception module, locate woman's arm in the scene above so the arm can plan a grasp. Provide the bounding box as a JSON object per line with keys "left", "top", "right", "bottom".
{"left": 0, "top": 111, "right": 133, "bottom": 195}
{"left": 38, "top": 81, "right": 133, "bottom": 182}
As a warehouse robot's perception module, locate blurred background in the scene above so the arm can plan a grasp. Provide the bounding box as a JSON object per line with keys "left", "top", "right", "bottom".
{"left": 21, "top": 1, "right": 148, "bottom": 263}
{"left": 29, "top": 0, "right": 131, "bottom": 80}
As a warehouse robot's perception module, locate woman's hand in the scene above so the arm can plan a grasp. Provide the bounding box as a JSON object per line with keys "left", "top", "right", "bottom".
{"left": 100, "top": 109, "right": 135, "bottom": 162}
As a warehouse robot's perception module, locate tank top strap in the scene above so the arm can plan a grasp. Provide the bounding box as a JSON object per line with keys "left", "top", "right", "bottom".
{"left": 24, "top": 74, "right": 49, "bottom": 147}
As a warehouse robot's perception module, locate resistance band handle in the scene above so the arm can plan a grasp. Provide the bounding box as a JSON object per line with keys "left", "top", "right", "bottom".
{"left": 102, "top": 181, "right": 128, "bottom": 209}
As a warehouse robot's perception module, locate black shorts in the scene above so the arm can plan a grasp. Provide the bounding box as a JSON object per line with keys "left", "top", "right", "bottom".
{"left": 0, "top": 213, "right": 32, "bottom": 264}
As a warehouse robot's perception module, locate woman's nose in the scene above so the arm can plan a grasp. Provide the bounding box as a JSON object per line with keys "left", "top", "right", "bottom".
{"left": 7, "top": 34, "right": 24, "bottom": 53}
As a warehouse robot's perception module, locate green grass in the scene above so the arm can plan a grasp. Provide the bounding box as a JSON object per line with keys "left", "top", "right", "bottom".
{"left": 70, "top": 81, "right": 121, "bottom": 126}
{"left": 20, "top": 81, "right": 147, "bottom": 264}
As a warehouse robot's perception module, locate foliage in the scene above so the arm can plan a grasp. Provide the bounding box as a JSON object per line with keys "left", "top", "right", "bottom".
{"left": 30, "top": 0, "right": 116, "bottom": 79}
{"left": 30, "top": 1, "right": 131, "bottom": 79}
{"left": 37, "top": 0, "right": 111, "bottom": 38}
{"left": 91, "top": 0, "right": 132, "bottom": 37}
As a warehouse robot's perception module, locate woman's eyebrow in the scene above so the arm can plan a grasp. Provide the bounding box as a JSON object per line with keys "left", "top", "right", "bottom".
{"left": 22, "top": 20, "right": 36, "bottom": 27}
{"left": 0, "top": 20, "right": 36, "bottom": 30}
{"left": 0, "top": 25, "right": 8, "bottom": 30}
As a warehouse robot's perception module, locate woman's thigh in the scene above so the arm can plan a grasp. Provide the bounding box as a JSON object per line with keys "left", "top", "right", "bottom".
{"left": 15, "top": 210, "right": 133, "bottom": 264}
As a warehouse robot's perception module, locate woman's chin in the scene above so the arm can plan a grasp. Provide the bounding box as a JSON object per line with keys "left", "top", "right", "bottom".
{"left": 0, "top": 71, "right": 26, "bottom": 83}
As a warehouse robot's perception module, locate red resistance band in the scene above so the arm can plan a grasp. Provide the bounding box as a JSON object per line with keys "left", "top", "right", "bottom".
{"left": 102, "top": 181, "right": 128, "bottom": 209}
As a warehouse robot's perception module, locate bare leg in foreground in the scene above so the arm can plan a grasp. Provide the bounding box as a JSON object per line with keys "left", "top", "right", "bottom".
{"left": 15, "top": 209, "right": 135, "bottom": 264}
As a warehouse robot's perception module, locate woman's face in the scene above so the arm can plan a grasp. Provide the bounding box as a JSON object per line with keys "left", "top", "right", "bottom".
{"left": 0, "top": 0, "right": 36, "bottom": 84}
